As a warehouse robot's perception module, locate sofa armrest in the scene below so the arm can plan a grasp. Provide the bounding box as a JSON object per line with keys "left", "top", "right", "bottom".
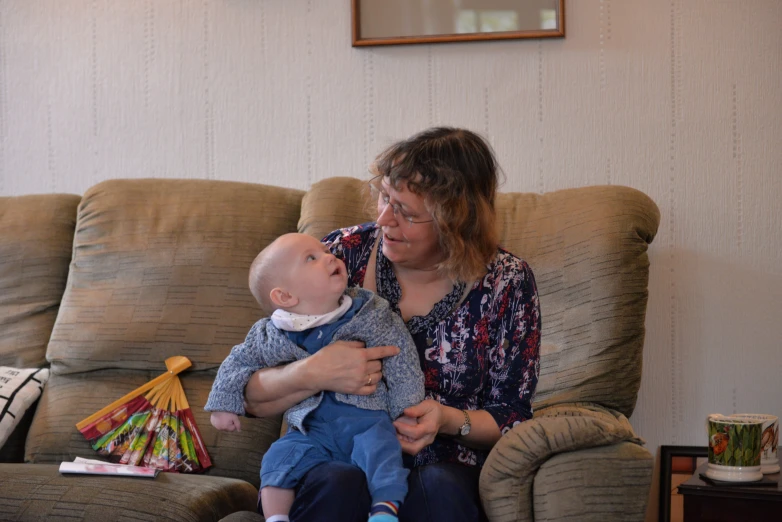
{"left": 532, "top": 442, "right": 652, "bottom": 521}
{"left": 479, "top": 403, "right": 645, "bottom": 522}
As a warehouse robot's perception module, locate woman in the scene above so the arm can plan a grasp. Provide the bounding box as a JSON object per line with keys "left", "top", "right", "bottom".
{"left": 245, "top": 127, "right": 541, "bottom": 522}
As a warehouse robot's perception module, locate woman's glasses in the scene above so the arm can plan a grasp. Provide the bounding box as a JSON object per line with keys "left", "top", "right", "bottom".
{"left": 367, "top": 176, "right": 434, "bottom": 228}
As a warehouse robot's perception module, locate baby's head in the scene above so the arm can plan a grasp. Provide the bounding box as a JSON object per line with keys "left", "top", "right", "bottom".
{"left": 249, "top": 233, "right": 348, "bottom": 316}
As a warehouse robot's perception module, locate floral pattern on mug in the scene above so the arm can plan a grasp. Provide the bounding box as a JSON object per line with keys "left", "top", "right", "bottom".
{"left": 708, "top": 419, "right": 762, "bottom": 467}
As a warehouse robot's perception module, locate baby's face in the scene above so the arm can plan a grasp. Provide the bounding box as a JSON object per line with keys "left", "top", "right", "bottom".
{"left": 278, "top": 234, "right": 348, "bottom": 312}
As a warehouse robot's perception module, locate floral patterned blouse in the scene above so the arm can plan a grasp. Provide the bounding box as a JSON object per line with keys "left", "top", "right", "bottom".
{"left": 323, "top": 223, "right": 541, "bottom": 468}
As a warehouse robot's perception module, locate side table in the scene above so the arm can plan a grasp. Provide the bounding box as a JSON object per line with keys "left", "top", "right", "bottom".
{"left": 678, "top": 457, "right": 781, "bottom": 521}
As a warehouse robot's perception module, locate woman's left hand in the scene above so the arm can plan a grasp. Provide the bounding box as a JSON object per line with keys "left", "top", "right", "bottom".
{"left": 393, "top": 399, "right": 445, "bottom": 456}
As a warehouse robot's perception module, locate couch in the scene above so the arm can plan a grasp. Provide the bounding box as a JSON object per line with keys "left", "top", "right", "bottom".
{"left": 0, "top": 176, "right": 660, "bottom": 522}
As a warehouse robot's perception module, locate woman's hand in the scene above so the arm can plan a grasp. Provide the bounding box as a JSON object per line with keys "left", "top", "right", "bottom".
{"left": 392, "top": 399, "right": 446, "bottom": 455}
{"left": 243, "top": 340, "right": 400, "bottom": 418}
{"left": 308, "top": 340, "right": 400, "bottom": 395}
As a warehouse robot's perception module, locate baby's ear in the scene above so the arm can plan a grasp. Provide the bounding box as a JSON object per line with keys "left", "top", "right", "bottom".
{"left": 269, "top": 287, "right": 298, "bottom": 309}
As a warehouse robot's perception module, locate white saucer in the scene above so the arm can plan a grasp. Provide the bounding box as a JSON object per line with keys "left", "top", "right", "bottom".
{"left": 705, "top": 463, "right": 763, "bottom": 482}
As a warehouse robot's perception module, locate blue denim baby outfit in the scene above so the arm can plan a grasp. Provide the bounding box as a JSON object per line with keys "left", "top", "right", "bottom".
{"left": 205, "top": 288, "right": 425, "bottom": 504}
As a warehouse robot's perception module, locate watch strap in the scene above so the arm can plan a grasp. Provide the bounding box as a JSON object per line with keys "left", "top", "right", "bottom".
{"left": 458, "top": 409, "right": 471, "bottom": 436}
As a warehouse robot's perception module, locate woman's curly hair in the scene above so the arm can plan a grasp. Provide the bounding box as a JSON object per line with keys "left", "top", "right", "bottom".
{"left": 374, "top": 127, "right": 501, "bottom": 282}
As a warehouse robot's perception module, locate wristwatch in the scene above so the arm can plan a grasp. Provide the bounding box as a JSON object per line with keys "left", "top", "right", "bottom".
{"left": 458, "top": 409, "right": 471, "bottom": 437}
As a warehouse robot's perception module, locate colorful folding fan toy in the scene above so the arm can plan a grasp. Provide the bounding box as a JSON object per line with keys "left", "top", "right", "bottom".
{"left": 76, "top": 356, "right": 211, "bottom": 473}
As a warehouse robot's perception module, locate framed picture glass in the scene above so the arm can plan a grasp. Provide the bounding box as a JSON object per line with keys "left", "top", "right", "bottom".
{"left": 659, "top": 445, "right": 709, "bottom": 522}
{"left": 352, "top": 0, "right": 565, "bottom": 47}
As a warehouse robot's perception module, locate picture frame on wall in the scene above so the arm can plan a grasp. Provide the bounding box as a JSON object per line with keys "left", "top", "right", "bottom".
{"left": 352, "top": 0, "right": 565, "bottom": 47}
{"left": 659, "top": 445, "right": 709, "bottom": 522}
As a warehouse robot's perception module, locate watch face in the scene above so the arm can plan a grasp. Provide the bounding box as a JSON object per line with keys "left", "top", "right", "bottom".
{"left": 460, "top": 424, "right": 471, "bottom": 436}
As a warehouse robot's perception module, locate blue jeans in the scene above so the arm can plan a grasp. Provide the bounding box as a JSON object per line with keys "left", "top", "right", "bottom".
{"left": 261, "top": 414, "right": 408, "bottom": 504}
{"left": 267, "top": 460, "right": 488, "bottom": 522}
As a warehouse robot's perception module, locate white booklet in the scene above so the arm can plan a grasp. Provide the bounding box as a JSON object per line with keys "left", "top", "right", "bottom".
{"left": 58, "top": 457, "right": 160, "bottom": 479}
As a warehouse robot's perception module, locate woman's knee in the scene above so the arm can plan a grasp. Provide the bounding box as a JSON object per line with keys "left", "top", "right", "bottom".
{"left": 400, "top": 463, "right": 485, "bottom": 522}
{"left": 289, "top": 462, "right": 371, "bottom": 522}
{"left": 301, "top": 461, "right": 367, "bottom": 491}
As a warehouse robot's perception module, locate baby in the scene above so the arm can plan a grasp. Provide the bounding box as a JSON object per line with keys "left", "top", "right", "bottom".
{"left": 205, "top": 233, "right": 425, "bottom": 522}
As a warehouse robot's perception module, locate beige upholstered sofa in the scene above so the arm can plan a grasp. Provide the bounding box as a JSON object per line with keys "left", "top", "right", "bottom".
{"left": 0, "top": 176, "right": 659, "bottom": 522}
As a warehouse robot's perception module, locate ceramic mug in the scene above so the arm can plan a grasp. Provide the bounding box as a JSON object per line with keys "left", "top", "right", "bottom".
{"left": 706, "top": 413, "right": 764, "bottom": 482}
{"left": 729, "top": 414, "right": 779, "bottom": 474}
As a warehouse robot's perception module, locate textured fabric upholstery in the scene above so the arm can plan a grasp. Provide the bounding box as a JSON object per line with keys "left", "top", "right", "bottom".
{"left": 494, "top": 187, "right": 659, "bottom": 418}
{"left": 26, "top": 179, "right": 303, "bottom": 488}
{"left": 0, "top": 194, "right": 80, "bottom": 368}
{"left": 0, "top": 194, "right": 79, "bottom": 463}
{"left": 532, "top": 442, "right": 653, "bottom": 522}
{"left": 1, "top": 179, "right": 309, "bottom": 521}
{"left": 0, "top": 463, "right": 258, "bottom": 521}
{"left": 298, "top": 177, "right": 374, "bottom": 240}
{"left": 479, "top": 404, "right": 646, "bottom": 522}
{"left": 47, "top": 179, "right": 304, "bottom": 374}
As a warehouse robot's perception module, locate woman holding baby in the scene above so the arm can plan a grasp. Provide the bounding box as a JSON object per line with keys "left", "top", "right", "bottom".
{"left": 245, "top": 127, "right": 541, "bottom": 522}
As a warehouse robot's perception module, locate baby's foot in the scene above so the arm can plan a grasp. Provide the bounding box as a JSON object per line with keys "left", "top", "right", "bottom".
{"left": 368, "top": 501, "right": 399, "bottom": 521}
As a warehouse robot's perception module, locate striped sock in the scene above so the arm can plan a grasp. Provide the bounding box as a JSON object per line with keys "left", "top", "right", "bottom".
{"left": 368, "top": 500, "right": 400, "bottom": 521}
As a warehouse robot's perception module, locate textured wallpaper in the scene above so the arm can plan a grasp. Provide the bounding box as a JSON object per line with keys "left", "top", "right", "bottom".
{"left": 1, "top": 0, "right": 781, "bottom": 515}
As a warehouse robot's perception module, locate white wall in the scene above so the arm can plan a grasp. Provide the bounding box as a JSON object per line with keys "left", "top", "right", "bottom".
{"left": 1, "top": 0, "right": 781, "bottom": 517}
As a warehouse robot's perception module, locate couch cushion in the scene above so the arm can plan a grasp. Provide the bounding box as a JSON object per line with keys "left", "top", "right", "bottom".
{"left": 299, "top": 178, "right": 375, "bottom": 240}
{"left": 47, "top": 179, "right": 304, "bottom": 374}
{"left": 0, "top": 194, "right": 80, "bottom": 368}
{"left": 25, "top": 369, "right": 281, "bottom": 488}
{"left": 300, "top": 177, "right": 660, "bottom": 418}
{"left": 0, "top": 463, "right": 258, "bottom": 521}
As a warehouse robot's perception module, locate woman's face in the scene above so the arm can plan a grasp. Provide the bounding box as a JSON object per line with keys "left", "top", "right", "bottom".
{"left": 375, "top": 177, "right": 444, "bottom": 270}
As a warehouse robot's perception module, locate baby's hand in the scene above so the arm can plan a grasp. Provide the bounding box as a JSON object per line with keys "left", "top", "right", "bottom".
{"left": 211, "top": 411, "right": 242, "bottom": 432}
{"left": 394, "top": 415, "right": 417, "bottom": 443}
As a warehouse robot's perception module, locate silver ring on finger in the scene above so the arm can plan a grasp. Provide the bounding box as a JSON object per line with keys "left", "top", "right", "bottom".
{"left": 366, "top": 374, "right": 373, "bottom": 386}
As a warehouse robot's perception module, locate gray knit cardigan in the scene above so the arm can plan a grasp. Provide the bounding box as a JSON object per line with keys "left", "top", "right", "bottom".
{"left": 205, "top": 287, "right": 425, "bottom": 432}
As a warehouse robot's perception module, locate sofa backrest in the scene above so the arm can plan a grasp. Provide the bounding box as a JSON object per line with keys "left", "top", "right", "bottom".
{"left": 0, "top": 194, "right": 80, "bottom": 368}
{"left": 300, "top": 177, "right": 660, "bottom": 418}
{"left": 25, "top": 179, "right": 303, "bottom": 487}
{"left": 46, "top": 179, "right": 304, "bottom": 374}
{"left": 0, "top": 194, "right": 80, "bottom": 462}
